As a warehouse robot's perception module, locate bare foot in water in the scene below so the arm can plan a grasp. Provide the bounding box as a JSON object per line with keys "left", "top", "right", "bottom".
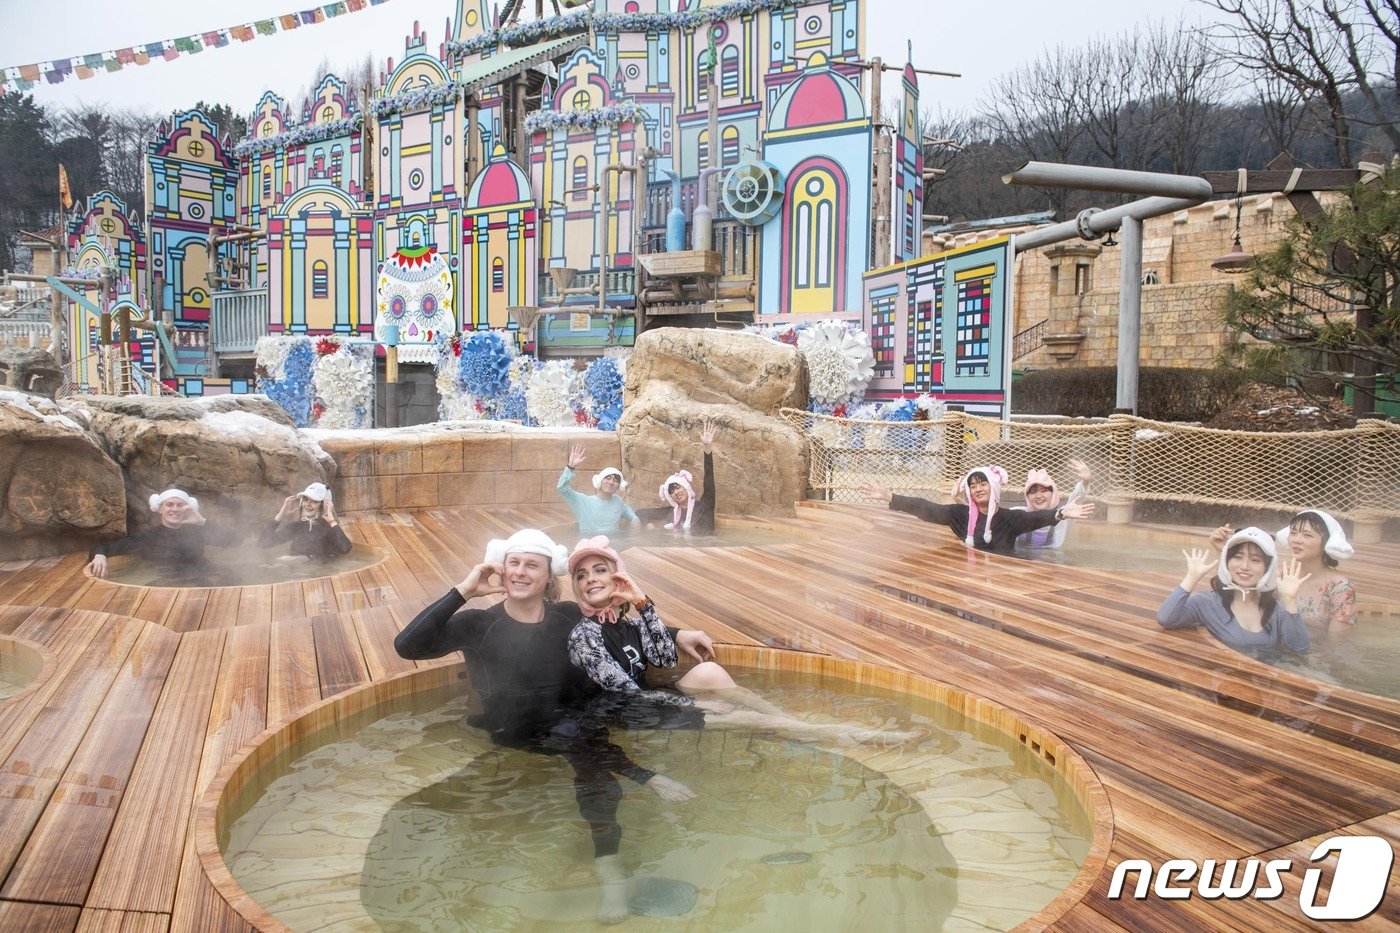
{"left": 594, "top": 854, "right": 630, "bottom": 924}
{"left": 646, "top": 774, "right": 696, "bottom": 802}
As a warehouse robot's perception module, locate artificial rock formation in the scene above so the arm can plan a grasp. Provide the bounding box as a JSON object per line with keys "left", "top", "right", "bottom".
{"left": 72, "top": 395, "right": 335, "bottom": 532}
{"left": 618, "top": 328, "right": 810, "bottom": 517}
{"left": 0, "top": 391, "right": 126, "bottom": 560}
{"left": 0, "top": 347, "right": 63, "bottom": 397}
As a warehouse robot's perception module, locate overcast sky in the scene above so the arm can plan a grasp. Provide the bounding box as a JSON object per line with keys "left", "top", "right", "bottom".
{"left": 0, "top": 0, "right": 1210, "bottom": 120}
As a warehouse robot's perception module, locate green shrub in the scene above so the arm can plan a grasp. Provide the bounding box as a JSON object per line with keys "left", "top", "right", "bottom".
{"left": 1013, "top": 366, "right": 1248, "bottom": 421}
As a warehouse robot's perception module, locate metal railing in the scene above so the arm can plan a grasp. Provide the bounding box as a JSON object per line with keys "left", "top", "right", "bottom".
{"left": 1013, "top": 319, "right": 1048, "bottom": 360}
{"left": 210, "top": 289, "right": 269, "bottom": 354}
{"left": 538, "top": 268, "right": 637, "bottom": 305}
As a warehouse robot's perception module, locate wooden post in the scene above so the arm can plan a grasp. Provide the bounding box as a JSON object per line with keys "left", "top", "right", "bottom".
{"left": 466, "top": 96, "right": 481, "bottom": 190}
{"left": 382, "top": 324, "right": 400, "bottom": 428}
{"left": 869, "top": 57, "right": 890, "bottom": 269}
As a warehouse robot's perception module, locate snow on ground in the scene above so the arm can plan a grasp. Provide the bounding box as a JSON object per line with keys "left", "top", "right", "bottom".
{"left": 301, "top": 420, "right": 608, "bottom": 442}
{"left": 0, "top": 389, "right": 90, "bottom": 433}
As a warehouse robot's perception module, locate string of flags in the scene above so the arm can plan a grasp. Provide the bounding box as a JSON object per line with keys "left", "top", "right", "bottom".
{"left": 1, "top": 0, "right": 394, "bottom": 93}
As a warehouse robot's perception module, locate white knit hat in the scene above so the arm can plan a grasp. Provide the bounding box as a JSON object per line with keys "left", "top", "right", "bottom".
{"left": 1218, "top": 526, "right": 1279, "bottom": 592}
{"left": 592, "top": 467, "right": 628, "bottom": 491}
{"left": 1276, "top": 509, "right": 1354, "bottom": 563}
{"left": 485, "top": 529, "right": 569, "bottom": 576}
{"left": 149, "top": 488, "right": 198, "bottom": 512}
{"left": 298, "top": 482, "right": 331, "bottom": 502}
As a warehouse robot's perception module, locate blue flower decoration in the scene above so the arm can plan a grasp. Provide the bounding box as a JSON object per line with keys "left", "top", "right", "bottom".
{"left": 258, "top": 338, "right": 316, "bottom": 427}
{"left": 458, "top": 331, "right": 514, "bottom": 399}
{"left": 595, "top": 399, "right": 624, "bottom": 431}
{"left": 880, "top": 400, "right": 916, "bottom": 422}
{"left": 499, "top": 388, "right": 529, "bottom": 423}
{"left": 584, "top": 358, "right": 624, "bottom": 408}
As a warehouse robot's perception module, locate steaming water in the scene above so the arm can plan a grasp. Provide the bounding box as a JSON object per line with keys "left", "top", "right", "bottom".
{"left": 1266, "top": 609, "right": 1400, "bottom": 700}
{"left": 1018, "top": 523, "right": 1189, "bottom": 572}
{"left": 103, "top": 544, "right": 384, "bottom": 588}
{"left": 223, "top": 671, "right": 1091, "bottom": 932}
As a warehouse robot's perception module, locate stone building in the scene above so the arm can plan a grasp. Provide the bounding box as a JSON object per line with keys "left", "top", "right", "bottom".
{"left": 924, "top": 192, "right": 1342, "bottom": 373}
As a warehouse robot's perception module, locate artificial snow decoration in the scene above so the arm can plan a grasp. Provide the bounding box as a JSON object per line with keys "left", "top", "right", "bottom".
{"left": 311, "top": 345, "right": 375, "bottom": 429}
{"left": 797, "top": 319, "right": 876, "bottom": 405}
{"left": 526, "top": 360, "right": 581, "bottom": 427}
{"left": 255, "top": 336, "right": 315, "bottom": 426}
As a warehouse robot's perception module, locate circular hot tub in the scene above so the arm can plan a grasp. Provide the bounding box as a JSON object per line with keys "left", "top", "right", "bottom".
{"left": 101, "top": 544, "right": 386, "bottom": 589}
{"left": 0, "top": 637, "right": 47, "bottom": 704}
{"left": 200, "top": 650, "right": 1109, "bottom": 931}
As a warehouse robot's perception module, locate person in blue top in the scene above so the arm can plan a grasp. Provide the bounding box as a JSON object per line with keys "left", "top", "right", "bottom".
{"left": 1157, "top": 526, "right": 1311, "bottom": 655}
{"left": 557, "top": 444, "right": 640, "bottom": 536}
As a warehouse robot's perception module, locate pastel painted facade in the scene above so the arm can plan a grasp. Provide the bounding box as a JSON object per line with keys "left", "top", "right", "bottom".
{"left": 463, "top": 145, "right": 538, "bottom": 334}
{"left": 267, "top": 183, "right": 375, "bottom": 334}
{"left": 893, "top": 56, "right": 923, "bottom": 265}
{"left": 65, "top": 191, "right": 147, "bottom": 375}
{"left": 759, "top": 51, "right": 871, "bottom": 322}
{"left": 863, "top": 237, "right": 1015, "bottom": 418}
{"left": 145, "top": 110, "right": 238, "bottom": 326}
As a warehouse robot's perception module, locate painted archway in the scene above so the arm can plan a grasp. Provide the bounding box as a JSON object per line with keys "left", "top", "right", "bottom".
{"left": 781, "top": 157, "right": 848, "bottom": 316}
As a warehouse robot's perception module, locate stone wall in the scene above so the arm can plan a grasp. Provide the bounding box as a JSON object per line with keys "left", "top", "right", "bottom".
{"left": 924, "top": 192, "right": 1341, "bottom": 373}
{"left": 321, "top": 428, "right": 621, "bottom": 512}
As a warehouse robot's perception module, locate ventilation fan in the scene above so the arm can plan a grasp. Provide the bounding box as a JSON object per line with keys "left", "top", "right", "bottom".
{"left": 721, "top": 160, "right": 784, "bottom": 226}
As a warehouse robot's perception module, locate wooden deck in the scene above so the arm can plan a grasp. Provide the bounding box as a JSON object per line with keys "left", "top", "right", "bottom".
{"left": 1, "top": 503, "right": 1398, "bottom": 931}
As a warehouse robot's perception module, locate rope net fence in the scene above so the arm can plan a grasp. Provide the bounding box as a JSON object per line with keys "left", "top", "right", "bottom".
{"left": 780, "top": 409, "right": 1400, "bottom": 523}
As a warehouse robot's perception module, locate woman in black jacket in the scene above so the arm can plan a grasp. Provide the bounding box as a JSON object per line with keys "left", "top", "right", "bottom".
{"left": 257, "top": 482, "right": 352, "bottom": 559}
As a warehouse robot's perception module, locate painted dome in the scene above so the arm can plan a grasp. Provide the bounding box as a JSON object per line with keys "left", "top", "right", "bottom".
{"left": 768, "top": 52, "right": 866, "bottom": 132}
{"left": 467, "top": 145, "right": 534, "bottom": 207}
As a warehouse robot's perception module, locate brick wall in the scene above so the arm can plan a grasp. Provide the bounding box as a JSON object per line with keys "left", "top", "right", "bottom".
{"left": 319, "top": 429, "right": 622, "bottom": 512}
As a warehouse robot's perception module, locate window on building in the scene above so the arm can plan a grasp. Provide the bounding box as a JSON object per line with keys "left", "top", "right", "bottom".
{"left": 312, "top": 260, "right": 329, "bottom": 299}
{"left": 571, "top": 89, "right": 591, "bottom": 111}
{"left": 1142, "top": 269, "right": 1160, "bottom": 286}
{"left": 262, "top": 170, "right": 272, "bottom": 200}
{"left": 492, "top": 257, "right": 505, "bottom": 293}
{"left": 330, "top": 146, "right": 344, "bottom": 186}
{"left": 697, "top": 130, "right": 709, "bottom": 170}
{"left": 721, "top": 126, "right": 740, "bottom": 167}
{"left": 721, "top": 46, "right": 741, "bottom": 97}
{"left": 1074, "top": 263, "right": 1092, "bottom": 295}
{"left": 696, "top": 57, "right": 710, "bottom": 102}
{"left": 1049, "top": 266, "right": 1059, "bottom": 296}
{"left": 572, "top": 156, "right": 588, "bottom": 199}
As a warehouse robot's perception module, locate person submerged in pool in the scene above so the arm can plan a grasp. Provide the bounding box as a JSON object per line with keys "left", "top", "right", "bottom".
{"left": 1158, "top": 527, "right": 1311, "bottom": 655}
{"left": 1012, "top": 458, "right": 1094, "bottom": 550}
{"left": 85, "top": 488, "right": 239, "bottom": 581}
{"left": 861, "top": 465, "right": 1096, "bottom": 555}
{"left": 394, "top": 528, "right": 714, "bottom": 923}
{"left": 634, "top": 419, "right": 720, "bottom": 535}
{"left": 558, "top": 446, "right": 640, "bottom": 536}
{"left": 257, "top": 482, "right": 352, "bottom": 560}
{"left": 565, "top": 535, "right": 914, "bottom": 743}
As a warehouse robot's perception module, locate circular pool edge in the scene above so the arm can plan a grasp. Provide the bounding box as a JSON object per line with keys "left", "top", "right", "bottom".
{"left": 0, "top": 636, "right": 56, "bottom": 708}
{"left": 196, "top": 646, "right": 1114, "bottom": 932}
{"left": 84, "top": 544, "right": 389, "bottom": 593}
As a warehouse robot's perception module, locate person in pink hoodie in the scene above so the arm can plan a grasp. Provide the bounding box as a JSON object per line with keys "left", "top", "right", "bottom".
{"left": 1012, "top": 458, "right": 1094, "bottom": 550}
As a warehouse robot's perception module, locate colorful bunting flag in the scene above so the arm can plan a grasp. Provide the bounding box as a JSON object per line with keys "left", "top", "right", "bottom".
{"left": 1, "top": 0, "right": 394, "bottom": 88}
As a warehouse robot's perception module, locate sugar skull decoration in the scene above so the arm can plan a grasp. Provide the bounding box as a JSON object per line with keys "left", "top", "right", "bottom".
{"left": 375, "top": 243, "right": 455, "bottom": 346}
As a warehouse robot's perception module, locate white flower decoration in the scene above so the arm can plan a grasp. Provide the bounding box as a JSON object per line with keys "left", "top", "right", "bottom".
{"left": 526, "top": 360, "right": 581, "bottom": 427}
{"left": 797, "top": 320, "right": 875, "bottom": 405}
{"left": 255, "top": 336, "right": 295, "bottom": 382}
{"left": 312, "top": 350, "right": 375, "bottom": 429}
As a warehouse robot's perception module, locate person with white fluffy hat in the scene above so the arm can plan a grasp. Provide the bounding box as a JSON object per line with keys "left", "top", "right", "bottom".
{"left": 257, "top": 482, "right": 352, "bottom": 559}
{"left": 1158, "top": 527, "right": 1311, "bottom": 654}
{"left": 557, "top": 444, "right": 639, "bottom": 536}
{"left": 395, "top": 527, "right": 697, "bottom": 924}
{"left": 1276, "top": 509, "right": 1357, "bottom": 632}
{"left": 85, "top": 488, "right": 237, "bottom": 579}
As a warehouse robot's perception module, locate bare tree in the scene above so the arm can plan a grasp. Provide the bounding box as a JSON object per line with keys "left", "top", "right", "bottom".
{"left": 1207, "top": 0, "right": 1400, "bottom": 164}
{"left": 981, "top": 44, "right": 1089, "bottom": 216}
{"left": 1141, "top": 21, "right": 1228, "bottom": 174}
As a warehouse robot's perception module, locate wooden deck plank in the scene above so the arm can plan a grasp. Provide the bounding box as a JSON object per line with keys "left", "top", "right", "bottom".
{"left": 75, "top": 908, "right": 172, "bottom": 932}
{"left": 266, "top": 618, "right": 320, "bottom": 727}
{"left": 0, "top": 625, "right": 180, "bottom": 906}
{"left": 0, "top": 900, "right": 82, "bottom": 932}
{"left": 86, "top": 631, "right": 228, "bottom": 914}
{"left": 309, "top": 612, "right": 371, "bottom": 699}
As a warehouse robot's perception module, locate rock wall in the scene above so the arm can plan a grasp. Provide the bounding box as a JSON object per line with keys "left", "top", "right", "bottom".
{"left": 618, "top": 328, "right": 810, "bottom": 517}
{"left": 72, "top": 395, "right": 335, "bottom": 533}
{"left": 0, "top": 391, "right": 126, "bottom": 560}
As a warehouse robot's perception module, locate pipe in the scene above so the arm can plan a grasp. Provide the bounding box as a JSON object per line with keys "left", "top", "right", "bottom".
{"left": 1116, "top": 216, "right": 1143, "bottom": 414}
{"left": 1009, "top": 196, "right": 1200, "bottom": 253}
{"left": 600, "top": 162, "right": 639, "bottom": 317}
{"left": 1002, "top": 162, "right": 1214, "bottom": 201}
{"left": 640, "top": 280, "right": 756, "bottom": 302}
{"left": 693, "top": 166, "right": 725, "bottom": 251}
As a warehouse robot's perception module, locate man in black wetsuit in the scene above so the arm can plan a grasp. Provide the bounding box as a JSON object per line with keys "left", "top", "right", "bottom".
{"left": 86, "top": 488, "right": 238, "bottom": 579}
{"left": 257, "top": 482, "right": 352, "bottom": 559}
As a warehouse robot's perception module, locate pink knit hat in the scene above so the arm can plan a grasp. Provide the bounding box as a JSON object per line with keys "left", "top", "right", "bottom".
{"left": 1023, "top": 469, "right": 1061, "bottom": 508}
{"left": 660, "top": 470, "right": 698, "bottom": 529}
{"left": 567, "top": 536, "right": 626, "bottom": 576}
{"left": 956, "top": 465, "right": 1009, "bottom": 546}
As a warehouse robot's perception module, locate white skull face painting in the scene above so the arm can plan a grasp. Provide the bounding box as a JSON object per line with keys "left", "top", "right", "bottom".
{"left": 375, "top": 244, "right": 454, "bottom": 344}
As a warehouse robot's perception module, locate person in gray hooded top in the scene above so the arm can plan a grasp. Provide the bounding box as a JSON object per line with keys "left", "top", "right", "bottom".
{"left": 1158, "top": 526, "right": 1311, "bottom": 655}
